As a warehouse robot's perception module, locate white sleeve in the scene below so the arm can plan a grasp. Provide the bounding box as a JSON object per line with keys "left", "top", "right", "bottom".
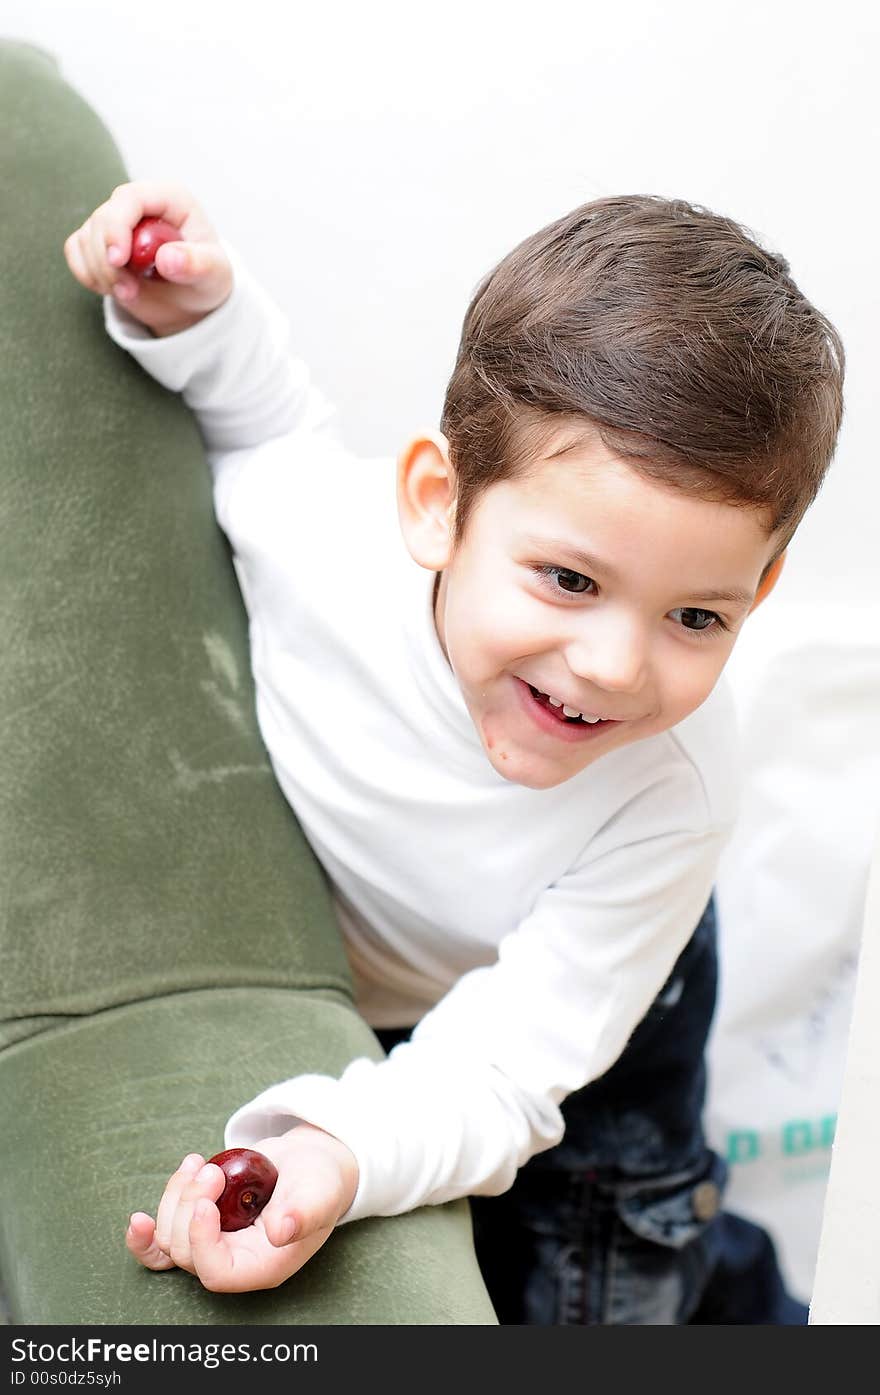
{"left": 224, "top": 790, "right": 730, "bottom": 1224}
{"left": 102, "top": 243, "right": 338, "bottom": 462}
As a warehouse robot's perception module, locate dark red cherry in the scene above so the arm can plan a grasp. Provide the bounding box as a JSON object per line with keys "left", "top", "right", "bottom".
{"left": 206, "top": 1147, "right": 279, "bottom": 1231}
{"left": 126, "top": 216, "right": 182, "bottom": 280}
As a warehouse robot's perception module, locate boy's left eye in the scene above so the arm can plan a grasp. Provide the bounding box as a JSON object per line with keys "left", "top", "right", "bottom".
{"left": 670, "top": 606, "right": 722, "bottom": 633}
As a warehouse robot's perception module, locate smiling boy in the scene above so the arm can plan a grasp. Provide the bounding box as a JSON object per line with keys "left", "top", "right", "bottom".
{"left": 416, "top": 436, "right": 782, "bottom": 788}
{"left": 65, "top": 187, "right": 843, "bottom": 1322}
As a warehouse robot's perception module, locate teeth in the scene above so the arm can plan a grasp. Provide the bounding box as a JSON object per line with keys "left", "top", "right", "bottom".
{"left": 562, "top": 703, "right": 602, "bottom": 723}
{"left": 535, "top": 686, "right": 606, "bottom": 723}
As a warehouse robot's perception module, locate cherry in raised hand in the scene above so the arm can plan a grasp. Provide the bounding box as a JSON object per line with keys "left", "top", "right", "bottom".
{"left": 206, "top": 1147, "right": 279, "bottom": 1232}
{"left": 126, "top": 216, "right": 183, "bottom": 280}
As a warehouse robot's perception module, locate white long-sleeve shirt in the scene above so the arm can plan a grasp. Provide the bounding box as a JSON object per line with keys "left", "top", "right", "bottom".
{"left": 104, "top": 252, "right": 741, "bottom": 1224}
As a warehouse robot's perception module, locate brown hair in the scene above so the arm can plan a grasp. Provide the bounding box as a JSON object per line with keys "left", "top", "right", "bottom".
{"left": 440, "top": 195, "right": 845, "bottom": 576}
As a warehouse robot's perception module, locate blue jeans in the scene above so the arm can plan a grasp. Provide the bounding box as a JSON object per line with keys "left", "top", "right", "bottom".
{"left": 376, "top": 895, "right": 807, "bottom": 1325}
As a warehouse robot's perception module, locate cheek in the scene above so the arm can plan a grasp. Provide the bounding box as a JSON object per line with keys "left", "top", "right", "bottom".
{"left": 662, "top": 646, "right": 729, "bottom": 718}
{"left": 448, "top": 593, "right": 528, "bottom": 677}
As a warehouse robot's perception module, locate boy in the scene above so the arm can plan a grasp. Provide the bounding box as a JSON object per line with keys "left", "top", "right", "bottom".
{"left": 63, "top": 183, "right": 844, "bottom": 1323}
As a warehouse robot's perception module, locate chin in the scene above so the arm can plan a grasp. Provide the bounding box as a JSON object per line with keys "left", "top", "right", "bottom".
{"left": 482, "top": 745, "right": 587, "bottom": 790}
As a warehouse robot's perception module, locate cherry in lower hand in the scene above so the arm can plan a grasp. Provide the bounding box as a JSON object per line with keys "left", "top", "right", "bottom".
{"left": 126, "top": 216, "right": 182, "bottom": 280}
{"left": 206, "top": 1147, "right": 279, "bottom": 1231}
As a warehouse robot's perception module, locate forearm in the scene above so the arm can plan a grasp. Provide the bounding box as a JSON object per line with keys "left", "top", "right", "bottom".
{"left": 223, "top": 819, "right": 726, "bottom": 1223}
{"left": 224, "top": 1044, "right": 565, "bottom": 1224}
{"left": 103, "top": 245, "right": 337, "bottom": 456}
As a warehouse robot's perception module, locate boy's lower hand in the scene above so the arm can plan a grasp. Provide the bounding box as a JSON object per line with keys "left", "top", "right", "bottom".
{"left": 63, "top": 180, "right": 234, "bottom": 338}
{"left": 126, "top": 1124, "right": 359, "bottom": 1293}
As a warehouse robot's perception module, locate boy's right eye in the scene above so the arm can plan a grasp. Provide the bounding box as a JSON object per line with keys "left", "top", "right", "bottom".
{"left": 535, "top": 565, "right": 595, "bottom": 595}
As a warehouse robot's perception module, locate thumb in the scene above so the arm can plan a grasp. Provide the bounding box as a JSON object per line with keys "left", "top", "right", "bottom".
{"left": 153, "top": 239, "right": 225, "bottom": 285}
{"left": 262, "top": 1179, "right": 341, "bottom": 1249}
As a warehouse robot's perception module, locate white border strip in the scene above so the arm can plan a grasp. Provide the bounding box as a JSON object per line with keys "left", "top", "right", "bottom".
{"left": 809, "top": 814, "right": 880, "bottom": 1323}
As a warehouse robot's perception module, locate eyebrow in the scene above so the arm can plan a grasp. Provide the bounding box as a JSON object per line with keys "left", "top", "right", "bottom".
{"left": 521, "top": 535, "right": 756, "bottom": 610}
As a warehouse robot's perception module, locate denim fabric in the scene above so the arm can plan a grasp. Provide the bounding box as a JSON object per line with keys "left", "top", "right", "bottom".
{"left": 377, "top": 894, "right": 808, "bottom": 1325}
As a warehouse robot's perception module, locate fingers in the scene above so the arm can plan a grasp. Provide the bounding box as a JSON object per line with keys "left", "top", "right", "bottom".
{"left": 62, "top": 231, "right": 88, "bottom": 288}
{"left": 186, "top": 1197, "right": 237, "bottom": 1288}
{"left": 62, "top": 179, "right": 218, "bottom": 297}
{"left": 101, "top": 180, "right": 215, "bottom": 244}
{"left": 154, "top": 1153, "right": 206, "bottom": 1256}
{"left": 63, "top": 211, "right": 124, "bottom": 298}
{"left": 87, "top": 206, "right": 120, "bottom": 292}
{"left": 125, "top": 1211, "right": 176, "bottom": 1271}
{"left": 126, "top": 1153, "right": 219, "bottom": 1277}
{"left": 152, "top": 239, "right": 229, "bottom": 287}
{"left": 168, "top": 1161, "right": 227, "bottom": 1269}
{"left": 63, "top": 193, "right": 130, "bottom": 296}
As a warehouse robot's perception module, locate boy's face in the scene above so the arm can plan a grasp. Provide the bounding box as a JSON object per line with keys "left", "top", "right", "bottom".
{"left": 398, "top": 430, "right": 784, "bottom": 790}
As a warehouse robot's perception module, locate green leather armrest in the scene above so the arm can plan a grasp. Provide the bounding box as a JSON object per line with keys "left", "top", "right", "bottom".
{"left": 0, "top": 39, "right": 496, "bottom": 1326}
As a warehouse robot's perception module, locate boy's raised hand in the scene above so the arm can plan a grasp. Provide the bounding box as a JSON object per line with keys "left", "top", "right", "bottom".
{"left": 126, "top": 1124, "right": 359, "bottom": 1292}
{"left": 63, "top": 180, "right": 234, "bottom": 338}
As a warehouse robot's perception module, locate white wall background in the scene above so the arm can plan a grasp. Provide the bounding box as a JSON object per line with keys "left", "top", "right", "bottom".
{"left": 4, "top": 0, "right": 879, "bottom": 1309}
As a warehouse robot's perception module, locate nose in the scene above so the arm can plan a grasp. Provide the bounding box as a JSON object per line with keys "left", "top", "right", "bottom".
{"left": 563, "top": 613, "right": 649, "bottom": 696}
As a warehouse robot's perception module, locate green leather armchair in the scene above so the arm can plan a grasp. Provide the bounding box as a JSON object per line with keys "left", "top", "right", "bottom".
{"left": 0, "top": 38, "right": 496, "bottom": 1326}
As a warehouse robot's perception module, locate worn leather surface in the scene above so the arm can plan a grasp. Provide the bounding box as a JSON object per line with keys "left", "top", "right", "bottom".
{"left": 0, "top": 39, "right": 496, "bottom": 1325}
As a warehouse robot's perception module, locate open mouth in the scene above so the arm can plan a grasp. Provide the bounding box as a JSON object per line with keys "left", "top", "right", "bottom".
{"left": 515, "top": 680, "right": 623, "bottom": 743}
{"left": 527, "top": 684, "right": 612, "bottom": 726}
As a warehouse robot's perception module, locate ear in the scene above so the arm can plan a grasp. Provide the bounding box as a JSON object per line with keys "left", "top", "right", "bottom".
{"left": 749, "top": 550, "right": 787, "bottom": 613}
{"left": 396, "top": 432, "right": 456, "bottom": 571}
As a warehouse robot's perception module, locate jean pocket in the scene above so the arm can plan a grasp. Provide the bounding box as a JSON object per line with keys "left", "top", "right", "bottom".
{"left": 613, "top": 1150, "right": 728, "bottom": 1251}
